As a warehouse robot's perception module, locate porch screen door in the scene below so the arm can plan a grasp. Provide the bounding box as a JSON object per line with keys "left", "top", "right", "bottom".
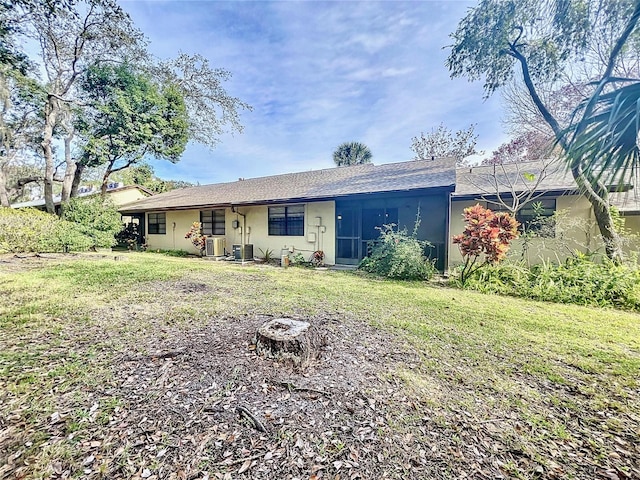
{"left": 335, "top": 206, "right": 361, "bottom": 265}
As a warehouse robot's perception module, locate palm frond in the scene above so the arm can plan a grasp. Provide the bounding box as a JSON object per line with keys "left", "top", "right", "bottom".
{"left": 561, "top": 81, "right": 640, "bottom": 189}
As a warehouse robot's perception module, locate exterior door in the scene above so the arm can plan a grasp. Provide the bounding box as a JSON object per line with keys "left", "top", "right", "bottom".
{"left": 335, "top": 206, "right": 361, "bottom": 265}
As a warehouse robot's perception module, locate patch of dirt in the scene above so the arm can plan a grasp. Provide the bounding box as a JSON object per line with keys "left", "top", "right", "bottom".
{"left": 0, "top": 253, "right": 119, "bottom": 273}
{"left": 97, "top": 313, "right": 429, "bottom": 479}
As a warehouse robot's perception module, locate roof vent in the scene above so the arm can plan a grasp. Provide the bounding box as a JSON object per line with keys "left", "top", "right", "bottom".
{"left": 238, "top": 177, "right": 245, "bottom": 181}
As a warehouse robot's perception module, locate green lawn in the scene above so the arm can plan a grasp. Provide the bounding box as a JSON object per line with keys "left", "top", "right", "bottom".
{"left": 1, "top": 252, "right": 638, "bottom": 479}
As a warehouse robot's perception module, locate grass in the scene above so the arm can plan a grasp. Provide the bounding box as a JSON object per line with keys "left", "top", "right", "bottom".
{"left": 1, "top": 252, "right": 639, "bottom": 479}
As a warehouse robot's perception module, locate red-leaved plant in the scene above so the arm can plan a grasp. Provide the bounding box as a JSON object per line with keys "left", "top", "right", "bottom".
{"left": 185, "top": 221, "right": 206, "bottom": 253}
{"left": 452, "top": 204, "right": 519, "bottom": 285}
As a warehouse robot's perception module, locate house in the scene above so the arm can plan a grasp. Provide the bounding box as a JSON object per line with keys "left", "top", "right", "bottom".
{"left": 118, "top": 158, "right": 639, "bottom": 269}
{"left": 117, "top": 158, "right": 457, "bottom": 268}
{"left": 11, "top": 183, "right": 154, "bottom": 214}
{"left": 449, "top": 161, "right": 640, "bottom": 266}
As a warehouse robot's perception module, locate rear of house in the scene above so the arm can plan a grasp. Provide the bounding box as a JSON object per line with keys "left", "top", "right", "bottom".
{"left": 118, "top": 158, "right": 457, "bottom": 269}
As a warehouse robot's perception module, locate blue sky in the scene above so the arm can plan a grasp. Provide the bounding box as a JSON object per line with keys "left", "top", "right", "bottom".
{"left": 120, "top": 0, "right": 508, "bottom": 184}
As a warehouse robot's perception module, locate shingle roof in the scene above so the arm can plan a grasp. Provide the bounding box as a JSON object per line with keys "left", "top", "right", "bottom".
{"left": 454, "top": 160, "right": 576, "bottom": 197}
{"left": 454, "top": 160, "right": 640, "bottom": 213}
{"left": 119, "top": 158, "right": 457, "bottom": 213}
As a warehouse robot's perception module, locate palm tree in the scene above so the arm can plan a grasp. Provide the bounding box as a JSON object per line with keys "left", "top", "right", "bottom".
{"left": 333, "top": 142, "right": 372, "bottom": 166}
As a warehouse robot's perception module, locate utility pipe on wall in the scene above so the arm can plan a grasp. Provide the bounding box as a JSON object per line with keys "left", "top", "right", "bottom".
{"left": 231, "top": 205, "right": 247, "bottom": 261}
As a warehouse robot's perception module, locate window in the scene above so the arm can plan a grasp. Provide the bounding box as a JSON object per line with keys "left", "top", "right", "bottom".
{"left": 269, "top": 205, "right": 304, "bottom": 236}
{"left": 517, "top": 199, "right": 556, "bottom": 236}
{"left": 201, "top": 209, "right": 225, "bottom": 235}
{"left": 148, "top": 212, "right": 166, "bottom": 234}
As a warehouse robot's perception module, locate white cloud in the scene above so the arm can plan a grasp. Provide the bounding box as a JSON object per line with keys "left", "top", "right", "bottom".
{"left": 121, "top": 0, "right": 509, "bottom": 184}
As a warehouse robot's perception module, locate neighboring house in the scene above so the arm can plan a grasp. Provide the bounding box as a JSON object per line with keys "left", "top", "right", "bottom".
{"left": 118, "top": 159, "right": 457, "bottom": 268}
{"left": 11, "top": 183, "right": 154, "bottom": 214}
{"left": 450, "top": 161, "right": 640, "bottom": 267}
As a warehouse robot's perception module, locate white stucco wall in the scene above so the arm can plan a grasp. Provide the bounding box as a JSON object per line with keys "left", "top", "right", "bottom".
{"left": 144, "top": 201, "right": 336, "bottom": 263}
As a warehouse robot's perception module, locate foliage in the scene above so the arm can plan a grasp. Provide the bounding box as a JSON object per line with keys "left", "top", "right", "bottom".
{"left": 359, "top": 224, "right": 436, "bottom": 281}
{"left": 482, "top": 131, "right": 553, "bottom": 165}
{"left": 0, "top": 207, "right": 94, "bottom": 253}
{"left": 61, "top": 196, "right": 122, "bottom": 248}
{"left": 310, "top": 250, "right": 325, "bottom": 267}
{"left": 333, "top": 141, "right": 372, "bottom": 166}
{"left": 446, "top": 0, "right": 640, "bottom": 264}
{"left": 76, "top": 63, "right": 189, "bottom": 193}
{"left": 154, "top": 53, "right": 252, "bottom": 149}
{"left": 0, "top": 66, "right": 45, "bottom": 207}
{"left": 288, "top": 251, "right": 308, "bottom": 267}
{"left": 560, "top": 80, "right": 640, "bottom": 187}
{"left": 258, "top": 248, "right": 275, "bottom": 263}
{"left": 452, "top": 204, "right": 519, "bottom": 285}
{"left": 411, "top": 123, "right": 480, "bottom": 163}
{"left": 461, "top": 256, "right": 640, "bottom": 311}
{"left": 184, "top": 222, "right": 205, "bottom": 253}
{"left": 116, "top": 221, "right": 141, "bottom": 250}
{"left": 117, "top": 163, "right": 194, "bottom": 193}
{"left": 446, "top": 0, "right": 639, "bottom": 96}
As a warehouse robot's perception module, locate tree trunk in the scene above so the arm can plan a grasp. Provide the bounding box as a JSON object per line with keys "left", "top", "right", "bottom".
{"left": 41, "top": 95, "right": 59, "bottom": 214}
{"left": 255, "top": 318, "right": 325, "bottom": 368}
{"left": 70, "top": 162, "right": 85, "bottom": 198}
{"left": 571, "top": 166, "right": 624, "bottom": 263}
{"left": 101, "top": 159, "right": 119, "bottom": 196}
{"left": 60, "top": 127, "right": 77, "bottom": 204}
{"left": 0, "top": 167, "right": 10, "bottom": 207}
{"left": 513, "top": 49, "right": 625, "bottom": 263}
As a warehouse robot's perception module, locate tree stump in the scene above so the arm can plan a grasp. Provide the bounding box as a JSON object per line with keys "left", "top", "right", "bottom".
{"left": 255, "top": 318, "right": 324, "bottom": 368}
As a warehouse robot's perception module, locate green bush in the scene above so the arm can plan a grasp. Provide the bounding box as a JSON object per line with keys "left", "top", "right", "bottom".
{"left": 359, "top": 224, "right": 437, "bottom": 281}
{"left": 61, "top": 196, "right": 122, "bottom": 248}
{"left": 460, "top": 256, "right": 640, "bottom": 311}
{"left": 0, "top": 207, "right": 94, "bottom": 253}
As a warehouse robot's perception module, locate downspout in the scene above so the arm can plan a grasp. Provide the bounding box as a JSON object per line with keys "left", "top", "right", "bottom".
{"left": 232, "top": 205, "right": 246, "bottom": 261}
{"left": 444, "top": 187, "right": 453, "bottom": 276}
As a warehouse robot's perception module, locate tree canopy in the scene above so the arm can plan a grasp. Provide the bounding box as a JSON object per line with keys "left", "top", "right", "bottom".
{"left": 333, "top": 142, "right": 372, "bottom": 166}
{"left": 116, "top": 162, "right": 194, "bottom": 193}
{"left": 2, "top": 0, "right": 249, "bottom": 213}
{"left": 76, "top": 63, "right": 189, "bottom": 194}
{"left": 411, "top": 123, "right": 480, "bottom": 163}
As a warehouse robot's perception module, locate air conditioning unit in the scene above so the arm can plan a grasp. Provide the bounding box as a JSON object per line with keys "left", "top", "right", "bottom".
{"left": 205, "top": 237, "right": 215, "bottom": 257}
{"left": 232, "top": 244, "right": 253, "bottom": 261}
{"left": 213, "top": 237, "right": 226, "bottom": 256}
{"left": 205, "top": 237, "right": 226, "bottom": 257}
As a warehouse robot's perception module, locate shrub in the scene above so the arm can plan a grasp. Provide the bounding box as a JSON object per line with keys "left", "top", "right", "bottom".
{"left": 185, "top": 222, "right": 205, "bottom": 253}
{"left": 359, "top": 224, "right": 436, "bottom": 281}
{"left": 460, "top": 256, "right": 640, "bottom": 311}
{"left": 452, "top": 204, "right": 519, "bottom": 285}
{"left": 61, "top": 196, "right": 122, "bottom": 248}
{"left": 0, "top": 207, "right": 94, "bottom": 253}
{"left": 258, "top": 248, "right": 275, "bottom": 263}
{"left": 288, "top": 251, "right": 309, "bottom": 267}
